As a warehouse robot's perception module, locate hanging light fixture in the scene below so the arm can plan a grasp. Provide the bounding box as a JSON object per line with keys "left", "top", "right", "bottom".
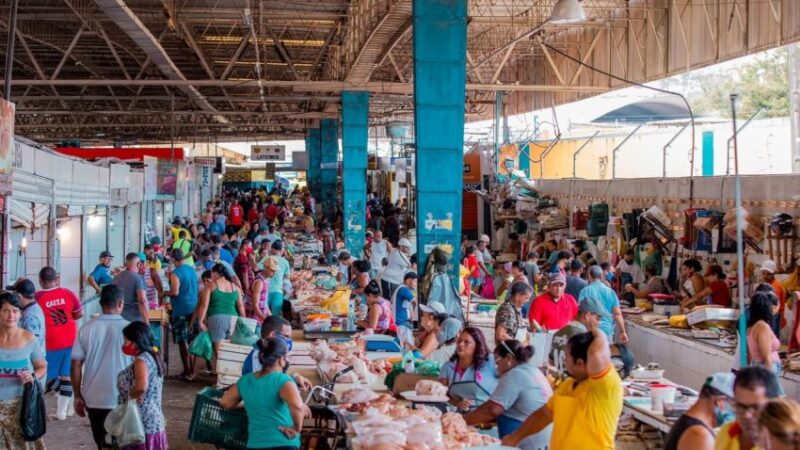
{"left": 550, "top": 0, "right": 586, "bottom": 24}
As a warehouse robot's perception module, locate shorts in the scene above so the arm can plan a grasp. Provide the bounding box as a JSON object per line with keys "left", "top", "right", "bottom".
{"left": 470, "top": 277, "right": 481, "bottom": 288}
{"left": 268, "top": 292, "right": 284, "bottom": 318}
{"left": 208, "top": 315, "right": 235, "bottom": 343}
{"left": 46, "top": 347, "right": 72, "bottom": 381}
{"left": 171, "top": 314, "right": 195, "bottom": 344}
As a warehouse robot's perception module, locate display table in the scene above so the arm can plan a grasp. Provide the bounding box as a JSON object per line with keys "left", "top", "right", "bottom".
{"left": 622, "top": 397, "right": 673, "bottom": 434}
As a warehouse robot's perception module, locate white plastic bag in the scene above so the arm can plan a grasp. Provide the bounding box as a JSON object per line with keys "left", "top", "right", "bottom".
{"left": 104, "top": 400, "right": 145, "bottom": 447}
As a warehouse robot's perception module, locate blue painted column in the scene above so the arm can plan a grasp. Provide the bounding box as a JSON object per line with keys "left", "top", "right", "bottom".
{"left": 413, "top": 0, "right": 467, "bottom": 281}
{"left": 306, "top": 128, "right": 321, "bottom": 198}
{"left": 702, "top": 131, "right": 714, "bottom": 176}
{"left": 319, "top": 119, "right": 339, "bottom": 218}
{"left": 341, "top": 91, "right": 369, "bottom": 257}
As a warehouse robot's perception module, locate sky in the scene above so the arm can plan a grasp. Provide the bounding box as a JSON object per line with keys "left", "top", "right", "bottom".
{"left": 219, "top": 47, "right": 776, "bottom": 159}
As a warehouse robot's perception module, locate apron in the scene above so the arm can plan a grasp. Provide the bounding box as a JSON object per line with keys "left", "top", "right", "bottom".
{"left": 497, "top": 415, "right": 523, "bottom": 438}
{"left": 512, "top": 305, "right": 529, "bottom": 343}
{"left": 448, "top": 365, "right": 492, "bottom": 412}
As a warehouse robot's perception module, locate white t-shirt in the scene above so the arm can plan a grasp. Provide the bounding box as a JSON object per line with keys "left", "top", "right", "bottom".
{"left": 370, "top": 240, "right": 389, "bottom": 270}
{"left": 616, "top": 259, "right": 643, "bottom": 284}
{"left": 381, "top": 250, "right": 412, "bottom": 285}
{"left": 71, "top": 315, "right": 132, "bottom": 409}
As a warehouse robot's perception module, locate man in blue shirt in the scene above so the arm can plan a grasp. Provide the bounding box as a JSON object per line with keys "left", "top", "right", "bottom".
{"left": 393, "top": 272, "right": 417, "bottom": 331}
{"left": 241, "top": 316, "right": 312, "bottom": 390}
{"left": 165, "top": 249, "right": 199, "bottom": 380}
{"left": 578, "top": 265, "right": 628, "bottom": 343}
{"left": 86, "top": 251, "right": 114, "bottom": 295}
{"left": 211, "top": 234, "right": 234, "bottom": 265}
{"left": 566, "top": 259, "right": 588, "bottom": 299}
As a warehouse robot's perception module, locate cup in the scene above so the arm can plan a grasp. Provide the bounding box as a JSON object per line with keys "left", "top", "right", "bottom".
{"left": 650, "top": 384, "right": 677, "bottom": 413}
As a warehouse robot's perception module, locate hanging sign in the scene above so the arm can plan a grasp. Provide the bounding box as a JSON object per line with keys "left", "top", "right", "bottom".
{"left": 194, "top": 157, "right": 216, "bottom": 167}
{"left": 251, "top": 145, "right": 285, "bottom": 161}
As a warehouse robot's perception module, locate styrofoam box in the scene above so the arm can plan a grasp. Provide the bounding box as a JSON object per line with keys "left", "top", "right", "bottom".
{"left": 216, "top": 341, "right": 253, "bottom": 376}
{"left": 687, "top": 308, "right": 739, "bottom": 326}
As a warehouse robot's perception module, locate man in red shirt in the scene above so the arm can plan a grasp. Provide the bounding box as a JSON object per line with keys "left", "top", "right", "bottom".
{"left": 265, "top": 199, "right": 279, "bottom": 223}
{"left": 228, "top": 198, "right": 244, "bottom": 232}
{"left": 529, "top": 272, "right": 578, "bottom": 331}
{"left": 36, "top": 266, "right": 84, "bottom": 420}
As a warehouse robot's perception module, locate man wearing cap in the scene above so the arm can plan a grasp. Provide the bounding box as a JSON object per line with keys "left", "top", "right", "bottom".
{"left": 663, "top": 372, "right": 735, "bottom": 450}
{"left": 393, "top": 272, "right": 418, "bottom": 334}
{"left": 566, "top": 259, "right": 588, "bottom": 299}
{"left": 249, "top": 256, "right": 278, "bottom": 328}
{"left": 87, "top": 251, "right": 115, "bottom": 295}
{"left": 759, "top": 260, "right": 786, "bottom": 335}
{"left": 496, "top": 282, "right": 534, "bottom": 344}
{"left": 267, "top": 240, "right": 292, "bottom": 317}
{"left": 113, "top": 253, "right": 149, "bottom": 325}
{"left": 529, "top": 273, "right": 578, "bottom": 332}
{"left": 164, "top": 248, "right": 199, "bottom": 380}
{"left": 550, "top": 297, "right": 609, "bottom": 379}
{"left": 579, "top": 265, "right": 629, "bottom": 344}
{"left": 380, "top": 238, "right": 413, "bottom": 298}
{"left": 9, "top": 278, "right": 46, "bottom": 364}
{"left": 476, "top": 237, "right": 493, "bottom": 282}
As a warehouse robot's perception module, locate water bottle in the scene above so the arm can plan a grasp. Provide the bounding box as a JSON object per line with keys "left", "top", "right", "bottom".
{"left": 347, "top": 299, "right": 356, "bottom": 331}
{"left": 403, "top": 351, "right": 415, "bottom": 374}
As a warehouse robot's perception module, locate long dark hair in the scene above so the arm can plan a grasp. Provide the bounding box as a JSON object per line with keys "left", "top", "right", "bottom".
{"left": 256, "top": 336, "right": 289, "bottom": 370}
{"left": 123, "top": 321, "right": 166, "bottom": 376}
{"left": 212, "top": 263, "right": 234, "bottom": 283}
{"left": 449, "top": 326, "right": 491, "bottom": 370}
{"left": 748, "top": 291, "right": 776, "bottom": 329}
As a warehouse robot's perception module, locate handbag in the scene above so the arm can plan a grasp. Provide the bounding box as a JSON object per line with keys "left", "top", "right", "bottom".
{"left": 20, "top": 380, "right": 46, "bottom": 441}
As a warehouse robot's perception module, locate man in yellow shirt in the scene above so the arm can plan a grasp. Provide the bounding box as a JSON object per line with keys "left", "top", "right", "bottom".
{"left": 502, "top": 326, "right": 622, "bottom": 450}
{"left": 715, "top": 366, "right": 783, "bottom": 450}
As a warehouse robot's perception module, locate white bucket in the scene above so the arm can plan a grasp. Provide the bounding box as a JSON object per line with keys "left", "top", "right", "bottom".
{"left": 650, "top": 384, "right": 676, "bottom": 413}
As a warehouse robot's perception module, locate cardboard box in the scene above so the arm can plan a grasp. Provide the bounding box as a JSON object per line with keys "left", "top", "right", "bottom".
{"left": 687, "top": 307, "right": 739, "bottom": 326}
{"left": 391, "top": 373, "right": 438, "bottom": 394}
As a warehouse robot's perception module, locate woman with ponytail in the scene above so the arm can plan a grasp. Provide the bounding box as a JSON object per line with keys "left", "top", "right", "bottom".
{"left": 463, "top": 339, "right": 553, "bottom": 450}
{"left": 221, "top": 337, "right": 307, "bottom": 450}
{"left": 117, "top": 321, "right": 167, "bottom": 450}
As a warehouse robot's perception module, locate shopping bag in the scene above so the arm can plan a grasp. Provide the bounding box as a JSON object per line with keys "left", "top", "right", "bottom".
{"left": 104, "top": 400, "right": 145, "bottom": 447}
{"left": 529, "top": 330, "right": 557, "bottom": 368}
{"left": 189, "top": 331, "right": 214, "bottom": 361}
{"left": 481, "top": 275, "right": 496, "bottom": 299}
{"left": 230, "top": 317, "right": 260, "bottom": 346}
{"left": 19, "top": 380, "right": 45, "bottom": 441}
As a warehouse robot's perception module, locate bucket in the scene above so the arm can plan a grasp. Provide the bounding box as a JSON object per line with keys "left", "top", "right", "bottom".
{"left": 650, "top": 384, "right": 676, "bottom": 413}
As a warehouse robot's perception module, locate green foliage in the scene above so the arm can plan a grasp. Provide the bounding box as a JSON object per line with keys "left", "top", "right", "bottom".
{"left": 655, "top": 47, "right": 790, "bottom": 118}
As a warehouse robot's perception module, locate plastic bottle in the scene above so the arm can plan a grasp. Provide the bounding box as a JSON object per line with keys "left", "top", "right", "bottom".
{"left": 347, "top": 298, "right": 356, "bottom": 331}
{"left": 403, "top": 351, "right": 416, "bottom": 374}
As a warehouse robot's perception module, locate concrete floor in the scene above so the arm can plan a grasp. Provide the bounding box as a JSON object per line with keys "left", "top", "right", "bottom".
{"left": 43, "top": 340, "right": 216, "bottom": 450}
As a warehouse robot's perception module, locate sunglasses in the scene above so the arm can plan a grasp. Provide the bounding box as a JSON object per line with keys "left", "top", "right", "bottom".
{"left": 733, "top": 401, "right": 766, "bottom": 414}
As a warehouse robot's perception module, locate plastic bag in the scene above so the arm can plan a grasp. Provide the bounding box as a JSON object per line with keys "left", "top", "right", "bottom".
{"left": 189, "top": 331, "right": 214, "bottom": 361}
{"left": 481, "top": 275, "right": 496, "bottom": 299}
{"left": 104, "top": 400, "right": 145, "bottom": 447}
{"left": 230, "top": 317, "right": 259, "bottom": 346}
{"left": 19, "top": 380, "right": 45, "bottom": 441}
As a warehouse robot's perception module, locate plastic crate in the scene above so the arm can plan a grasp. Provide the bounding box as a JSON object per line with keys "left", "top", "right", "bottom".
{"left": 188, "top": 387, "right": 249, "bottom": 450}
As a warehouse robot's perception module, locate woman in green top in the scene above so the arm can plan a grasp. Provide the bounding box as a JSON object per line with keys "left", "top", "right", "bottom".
{"left": 197, "top": 264, "right": 245, "bottom": 353}
{"left": 220, "top": 336, "right": 307, "bottom": 450}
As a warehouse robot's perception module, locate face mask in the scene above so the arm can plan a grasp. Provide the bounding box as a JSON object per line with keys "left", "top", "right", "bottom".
{"left": 122, "top": 342, "right": 139, "bottom": 357}
{"left": 278, "top": 333, "right": 293, "bottom": 352}
{"left": 714, "top": 402, "right": 735, "bottom": 426}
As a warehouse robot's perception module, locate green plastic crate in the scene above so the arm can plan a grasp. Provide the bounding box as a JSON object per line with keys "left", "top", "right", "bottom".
{"left": 188, "top": 387, "right": 248, "bottom": 450}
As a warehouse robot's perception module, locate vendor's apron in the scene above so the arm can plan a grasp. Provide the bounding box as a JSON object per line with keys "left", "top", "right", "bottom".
{"left": 448, "top": 368, "right": 492, "bottom": 412}
{"left": 513, "top": 306, "right": 529, "bottom": 344}
{"left": 499, "top": 415, "right": 551, "bottom": 450}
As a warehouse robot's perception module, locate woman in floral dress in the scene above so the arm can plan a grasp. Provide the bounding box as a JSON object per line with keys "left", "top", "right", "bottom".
{"left": 118, "top": 322, "right": 168, "bottom": 450}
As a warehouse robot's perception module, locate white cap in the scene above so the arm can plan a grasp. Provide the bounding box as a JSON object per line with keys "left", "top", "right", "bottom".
{"left": 760, "top": 260, "right": 777, "bottom": 273}
{"left": 398, "top": 238, "right": 412, "bottom": 248}
{"left": 419, "top": 301, "right": 446, "bottom": 315}
{"left": 479, "top": 234, "right": 491, "bottom": 243}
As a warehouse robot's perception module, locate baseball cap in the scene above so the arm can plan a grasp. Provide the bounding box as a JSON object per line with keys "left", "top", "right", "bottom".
{"left": 419, "top": 301, "right": 446, "bottom": 315}
{"left": 704, "top": 372, "right": 736, "bottom": 398}
{"left": 398, "top": 238, "right": 412, "bottom": 248}
{"left": 403, "top": 271, "right": 418, "bottom": 280}
{"left": 99, "top": 250, "right": 114, "bottom": 259}
{"left": 760, "top": 260, "right": 777, "bottom": 274}
{"left": 548, "top": 272, "right": 567, "bottom": 285}
{"left": 557, "top": 250, "right": 574, "bottom": 260}
{"left": 479, "top": 234, "right": 491, "bottom": 243}
{"left": 570, "top": 259, "right": 584, "bottom": 271}
{"left": 578, "top": 297, "right": 612, "bottom": 318}
{"left": 6, "top": 279, "right": 35, "bottom": 298}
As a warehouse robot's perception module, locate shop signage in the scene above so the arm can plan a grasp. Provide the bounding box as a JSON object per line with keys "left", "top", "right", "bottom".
{"left": 156, "top": 161, "right": 178, "bottom": 199}
{"left": 194, "top": 157, "right": 216, "bottom": 167}
{"left": 251, "top": 145, "right": 285, "bottom": 161}
{"left": 200, "top": 166, "right": 211, "bottom": 187}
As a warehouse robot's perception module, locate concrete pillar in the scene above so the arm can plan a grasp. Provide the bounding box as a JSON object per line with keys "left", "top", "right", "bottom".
{"left": 413, "top": 0, "right": 467, "bottom": 279}
{"left": 305, "top": 128, "right": 321, "bottom": 199}
{"left": 319, "top": 118, "right": 340, "bottom": 219}
{"left": 342, "top": 91, "right": 369, "bottom": 257}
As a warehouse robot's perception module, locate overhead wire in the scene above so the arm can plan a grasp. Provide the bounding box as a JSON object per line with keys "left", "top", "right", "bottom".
{"left": 540, "top": 40, "right": 697, "bottom": 206}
